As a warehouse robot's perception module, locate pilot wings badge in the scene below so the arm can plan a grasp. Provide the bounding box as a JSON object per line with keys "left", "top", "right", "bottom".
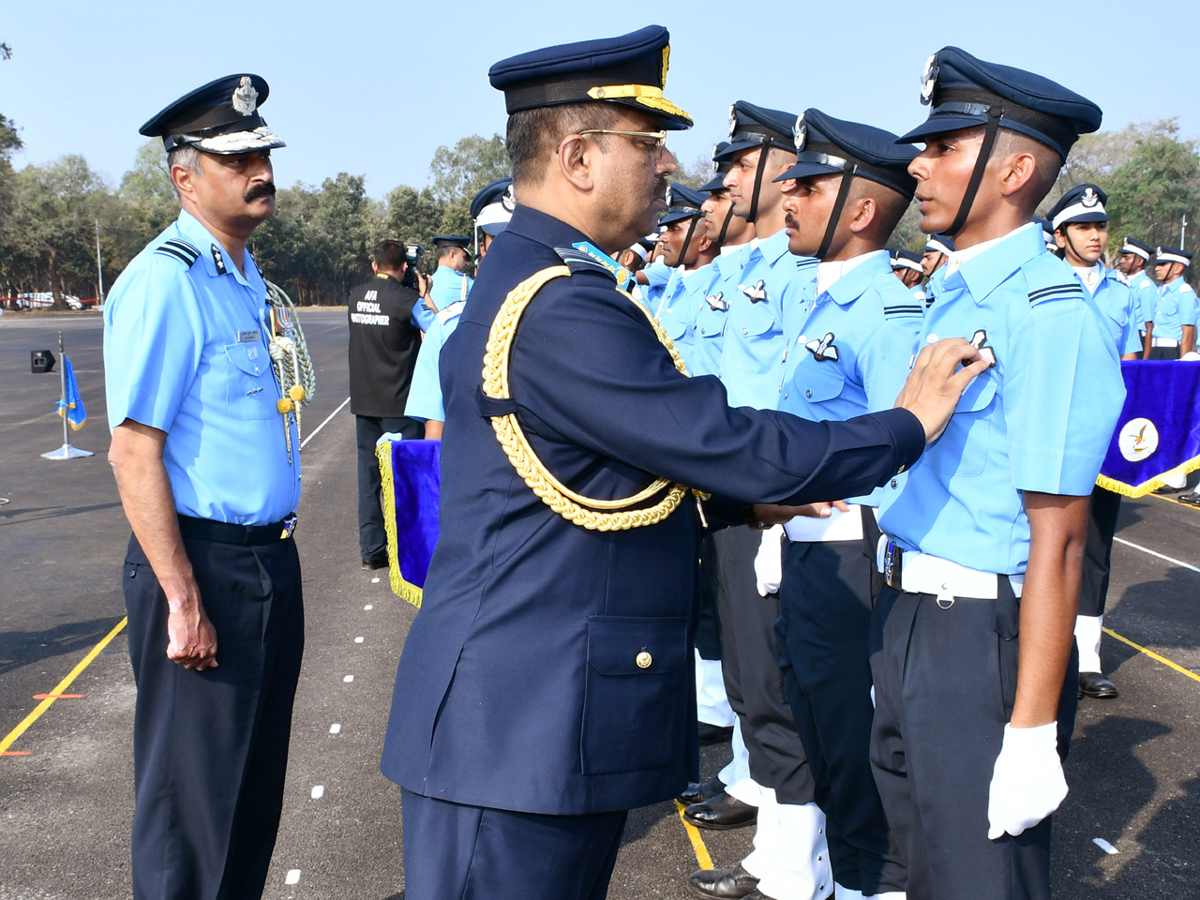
{"left": 805, "top": 332, "right": 839, "bottom": 362}
{"left": 970, "top": 329, "right": 997, "bottom": 366}
{"left": 706, "top": 291, "right": 728, "bottom": 311}
{"left": 740, "top": 280, "right": 768, "bottom": 303}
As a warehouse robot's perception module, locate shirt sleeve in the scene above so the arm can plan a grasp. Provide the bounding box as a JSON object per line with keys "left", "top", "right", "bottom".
{"left": 858, "top": 311, "right": 922, "bottom": 413}
{"left": 103, "top": 259, "right": 204, "bottom": 432}
{"left": 1004, "top": 299, "right": 1124, "bottom": 496}
{"left": 1182, "top": 287, "right": 1200, "bottom": 327}
{"left": 412, "top": 297, "right": 437, "bottom": 332}
{"left": 404, "top": 321, "right": 446, "bottom": 423}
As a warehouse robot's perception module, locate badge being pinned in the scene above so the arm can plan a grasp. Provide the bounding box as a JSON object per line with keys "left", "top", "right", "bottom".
{"left": 805, "top": 332, "right": 839, "bottom": 362}
{"left": 232, "top": 76, "right": 259, "bottom": 116}
{"left": 970, "top": 329, "right": 997, "bottom": 366}
{"left": 740, "top": 280, "right": 768, "bottom": 303}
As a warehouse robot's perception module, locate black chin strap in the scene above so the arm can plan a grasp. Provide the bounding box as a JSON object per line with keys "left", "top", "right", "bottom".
{"left": 1062, "top": 226, "right": 1085, "bottom": 265}
{"left": 715, "top": 204, "right": 735, "bottom": 245}
{"left": 745, "top": 136, "right": 771, "bottom": 224}
{"left": 944, "top": 106, "right": 1003, "bottom": 238}
{"left": 815, "top": 162, "right": 859, "bottom": 261}
{"left": 674, "top": 213, "right": 701, "bottom": 267}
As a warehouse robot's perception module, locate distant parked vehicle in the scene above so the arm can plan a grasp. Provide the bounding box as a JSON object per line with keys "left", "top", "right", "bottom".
{"left": 0, "top": 293, "right": 98, "bottom": 310}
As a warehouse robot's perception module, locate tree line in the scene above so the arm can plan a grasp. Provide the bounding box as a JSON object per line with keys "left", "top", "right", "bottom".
{"left": 1, "top": 115, "right": 1198, "bottom": 308}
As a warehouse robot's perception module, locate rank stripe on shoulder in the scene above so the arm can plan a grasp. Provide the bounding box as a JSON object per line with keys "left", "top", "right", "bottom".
{"left": 154, "top": 238, "right": 201, "bottom": 266}
{"left": 883, "top": 305, "right": 923, "bottom": 315}
{"left": 1028, "top": 283, "right": 1084, "bottom": 302}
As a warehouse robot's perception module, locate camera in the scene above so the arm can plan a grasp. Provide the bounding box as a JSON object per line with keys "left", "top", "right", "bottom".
{"left": 402, "top": 243, "right": 425, "bottom": 290}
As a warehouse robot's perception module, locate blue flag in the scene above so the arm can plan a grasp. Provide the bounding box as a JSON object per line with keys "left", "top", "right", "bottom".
{"left": 376, "top": 438, "right": 441, "bottom": 608}
{"left": 56, "top": 356, "right": 87, "bottom": 430}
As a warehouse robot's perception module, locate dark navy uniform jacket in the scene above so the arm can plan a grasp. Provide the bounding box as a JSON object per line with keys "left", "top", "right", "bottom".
{"left": 380, "top": 205, "right": 925, "bottom": 816}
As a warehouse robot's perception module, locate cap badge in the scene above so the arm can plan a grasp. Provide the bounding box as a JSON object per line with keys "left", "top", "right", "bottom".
{"left": 232, "top": 76, "right": 258, "bottom": 117}
{"left": 920, "top": 53, "right": 939, "bottom": 106}
{"left": 501, "top": 182, "right": 516, "bottom": 213}
{"left": 793, "top": 114, "right": 807, "bottom": 152}
{"left": 665, "top": 185, "right": 675, "bottom": 207}
{"left": 728, "top": 105, "right": 739, "bottom": 140}
{"left": 711, "top": 144, "right": 721, "bottom": 176}
{"left": 1081, "top": 187, "right": 1099, "bottom": 208}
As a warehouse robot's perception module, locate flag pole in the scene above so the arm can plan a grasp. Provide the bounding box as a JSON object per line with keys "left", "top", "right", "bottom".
{"left": 41, "top": 330, "right": 93, "bottom": 460}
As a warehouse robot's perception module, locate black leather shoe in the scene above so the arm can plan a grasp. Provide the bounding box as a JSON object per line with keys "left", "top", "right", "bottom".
{"left": 678, "top": 777, "right": 725, "bottom": 805}
{"left": 686, "top": 864, "right": 760, "bottom": 899}
{"left": 1080, "top": 672, "right": 1118, "bottom": 699}
{"left": 1153, "top": 484, "right": 1182, "bottom": 495}
{"left": 698, "top": 722, "right": 734, "bottom": 745}
{"left": 361, "top": 556, "right": 389, "bottom": 570}
{"left": 683, "top": 792, "right": 757, "bottom": 830}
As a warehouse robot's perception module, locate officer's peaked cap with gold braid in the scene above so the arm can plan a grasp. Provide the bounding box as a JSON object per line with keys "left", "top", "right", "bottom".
{"left": 488, "top": 25, "right": 692, "bottom": 130}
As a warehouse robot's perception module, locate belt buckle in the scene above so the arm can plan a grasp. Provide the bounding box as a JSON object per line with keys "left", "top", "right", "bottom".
{"left": 281, "top": 514, "right": 298, "bottom": 540}
{"left": 884, "top": 540, "right": 903, "bottom": 590}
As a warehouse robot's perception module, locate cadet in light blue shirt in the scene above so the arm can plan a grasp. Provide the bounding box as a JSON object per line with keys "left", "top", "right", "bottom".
{"left": 427, "top": 235, "right": 474, "bottom": 322}
{"left": 1148, "top": 246, "right": 1197, "bottom": 358}
{"left": 1117, "top": 236, "right": 1156, "bottom": 341}
{"left": 653, "top": 183, "right": 711, "bottom": 366}
{"left": 105, "top": 208, "right": 301, "bottom": 523}
{"left": 1047, "top": 184, "right": 1141, "bottom": 358}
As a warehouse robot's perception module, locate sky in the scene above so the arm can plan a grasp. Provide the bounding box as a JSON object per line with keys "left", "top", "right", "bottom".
{"left": 4, "top": 0, "right": 1199, "bottom": 200}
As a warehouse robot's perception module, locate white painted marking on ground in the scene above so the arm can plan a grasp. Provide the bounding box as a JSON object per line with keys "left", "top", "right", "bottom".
{"left": 364, "top": 604, "right": 373, "bottom": 610}
{"left": 285, "top": 869, "right": 301, "bottom": 884}
{"left": 330, "top": 723, "right": 342, "bottom": 734}
{"left": 299, "top": 396, "right": 350, "bottom": 449}
{"left": 354, "top": 636, "right": 364, "bottom": 643}
{"left": 1093, "top": 837, "right": 1118, "bottom": 855}
{"left": 311, "top": 785, "right": 324, "bottom": 799}
{"left": 1114, "top": 536, "right": 1200, "bottom": 574}
{"left": 343, "top": 675, "right": 354, "bottom": 683}
{"left": 371, "top": 577, "right": 380, "bottom": 583}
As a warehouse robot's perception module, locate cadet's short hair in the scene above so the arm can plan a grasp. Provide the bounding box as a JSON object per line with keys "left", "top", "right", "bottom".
{"left": 993, "top": 129, "right": 1063, "bottom": 203}
{"left": 506, "top": 101, "right": 623, "bottom": 186}
{"left": 374, "top": 240, "right": 407, "bottom": 271}
{"left": 437, "top": 243, "right": 464, "bottom": 262}
{"left": 166, "top": 145, "right": 204, "bottom": 200}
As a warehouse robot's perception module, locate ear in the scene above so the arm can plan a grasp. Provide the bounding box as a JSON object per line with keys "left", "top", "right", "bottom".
{"left": 171, "top": 161, "right": 201, "bottom": 203}
{"left": 371, "top": 261, "right": 379, "bottom": 275}
{"left": 557, "top": 133, "right": 594, "bottom": 192}
{"left": 997, "top": 149, "right": 1038, "bottom": 197}
{"left": 1054, "top": 229, "right": 1067, "bottom": 250}
{"left": 847, "top": 194, "right": 877, "bottom": 235}
{"left": 696, "top": 233, "right": 714, "bottom": 253}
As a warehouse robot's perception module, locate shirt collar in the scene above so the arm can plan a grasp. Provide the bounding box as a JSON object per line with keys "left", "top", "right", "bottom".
{"left": 176, "top": 210, "right": 258, "bottom": 286}
{"left": 943, "top": 223, "right": 1043, "bottom": 304}
{"left": 759, "top": 228, "right": 793, "bottom": 265}
{"left": 504, "top": 205, "right": 596, "bottom": 253}
{"left": 1165, "top": 275, "right": 1188, "bottom": 290}
{"left": 720, "top": 242, "right": 749, "bottom": 257}
{"left": 1071, "top": 262, "right": 1103, "bottom": 295}
{"left": 816, "top": 250, "right": 889, "bottom": 301}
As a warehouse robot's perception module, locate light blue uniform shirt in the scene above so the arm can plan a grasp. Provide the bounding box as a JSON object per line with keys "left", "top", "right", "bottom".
{"left": 1127, "top": 269, "right": 1156, "bottom": 330}
{"left": 1075, "top": 264, "right": 1141, "bottom": 356}
{"left": 429, "top": 265, "right": 473, "bottom": 322}
{"left": 878, "top": 224, "right": 1125, "bottom": 575}
{"left": 641, "top": 260, "right": 672, "bottom": 314}
{"left": 688, "top": 245, "right": 749, "bottom": 377}
{"left": 405, "top": 307, "right": 464, "bottom": 423}
{"left": 655, "top": 265, "right": 714, "bottom": 369}
{"left": 777, "top": 251, "right": 923, "bottom": 506}
{"left": 103, "top": 211, "right": 301, "bottom": 525}
{"left": 1151, "top": 276, "right": 1199, "bottom": 342}
{"left": 719, "top": 229, "right": 817, "bottom": 409}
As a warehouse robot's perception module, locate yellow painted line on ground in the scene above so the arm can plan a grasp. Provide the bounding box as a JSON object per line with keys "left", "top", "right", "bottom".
{"left": 1104, "top": 626, "right": 1200, "bottom": 684}
{"left": 674, "top": 799, "right": 713, "bottom": 870}
{"left": 0, "top": 617, "right": 127, "bottom": 756}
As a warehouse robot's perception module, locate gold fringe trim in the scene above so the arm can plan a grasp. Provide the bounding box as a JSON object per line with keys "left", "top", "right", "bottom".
{"left": 481, "top": 266, "right": 702, "bottom": 531}
{"left": 376, "top": 442, "right": 422, "bottom": 609}
{"left": 1096, "top": 453, "right": 1200, "bottom": 498}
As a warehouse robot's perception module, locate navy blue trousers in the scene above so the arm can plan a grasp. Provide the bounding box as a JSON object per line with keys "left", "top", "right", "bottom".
{"left": 400, "top": 789, "right": 627, "bottom": 900}
{"left": 124, "top": 533, "right": 304, "bottom": 900}
{"left": 777, "top": 533, "right": 904, "bottom": 895}
{"left": 868, "top": 581, "right": 1077, "bottom": 900}
{"left": 356, "top": 414, "right": 422, "bottom": 561}
{"left": 1079, "top": 485, "right": 1122, "bottom": 618}
{"left": 712, "top": 525, "right": 814, "bottom": 803}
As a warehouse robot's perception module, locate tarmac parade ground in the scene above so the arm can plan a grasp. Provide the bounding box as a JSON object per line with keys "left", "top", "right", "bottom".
{"left": 1, "top": 308, "right": 1198, "bottom": 899}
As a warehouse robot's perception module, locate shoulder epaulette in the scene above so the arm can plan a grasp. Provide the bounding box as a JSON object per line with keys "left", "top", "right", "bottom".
{"left": 1181, "top": 283, "right": 1195, "bottom": 294}
{"left": 883, "top": 303, "right": 924, "bottom": 318}
{"left": 1028, "top": 281, "right": 1085, "bottom": 305}
{"left": 154, "top": 238, "right": 201, "bottom": 268}
{"left": 557, "top": 242, "right": 633, "bottom": 291}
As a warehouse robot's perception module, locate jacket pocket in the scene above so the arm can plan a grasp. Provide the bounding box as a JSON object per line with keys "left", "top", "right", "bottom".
{"left": 225, "top": 343, "right": 276, "bottom": 420}
{"left": 581, "top": 615, "right": 689, "bottom": 775}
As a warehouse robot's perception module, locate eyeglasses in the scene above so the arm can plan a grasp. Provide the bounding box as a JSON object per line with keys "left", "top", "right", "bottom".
{"left": 577, "top": 129, "right": 669, "bottom": 158}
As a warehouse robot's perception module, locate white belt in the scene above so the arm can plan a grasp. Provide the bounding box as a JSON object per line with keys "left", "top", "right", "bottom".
{"left": 436, "top": 301, "right": 465, "bottom": 325}
{"left": 877, "top": 536, "right": 1023, "bottom": 606}
{"left": 1152, "top": 337, "right": 1179, "bottom": 348}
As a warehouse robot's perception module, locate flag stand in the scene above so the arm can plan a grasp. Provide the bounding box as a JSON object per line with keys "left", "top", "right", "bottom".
{"left": 42, "top": 331, "right": 93, "bottom": 460}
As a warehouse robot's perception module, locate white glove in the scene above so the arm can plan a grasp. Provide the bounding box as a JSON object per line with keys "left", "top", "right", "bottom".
{"left": 987, "top": 722, "right": 1068, "bottom": 840}
{"left": 753, "top": 525, "right": 784, "bottom": 597}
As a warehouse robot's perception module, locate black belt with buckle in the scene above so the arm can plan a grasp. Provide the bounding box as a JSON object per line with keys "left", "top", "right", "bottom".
{"left": 882, "top": 539, "right": 903, "bottom": 590}
{"left": 178, "top": 513, "right": 297, "bottom": 545}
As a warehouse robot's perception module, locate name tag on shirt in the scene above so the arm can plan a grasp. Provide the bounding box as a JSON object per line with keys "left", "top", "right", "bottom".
{"left": 238, "top": 329, "right": 261, "bottom": 343}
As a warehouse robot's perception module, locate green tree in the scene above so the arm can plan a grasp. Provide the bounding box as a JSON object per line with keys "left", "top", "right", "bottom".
{"left": 671, "top": 153, "right": 714, "bottom": 190}
{"left": 385, "top": 184, "right": 445, "bottom": 269}
{"left": 428, "top": 134, "right": 510, "bottom": 205}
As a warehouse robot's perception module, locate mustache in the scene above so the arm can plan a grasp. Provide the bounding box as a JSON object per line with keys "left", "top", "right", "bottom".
{"left": 652, "top": 177, "right": 670, "bottom": 200}
{"left": 244, "top": 181, "right": 277, "bottom": 203}
{"left": 785, "top": 213, "right": 797, "bottom": 230}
